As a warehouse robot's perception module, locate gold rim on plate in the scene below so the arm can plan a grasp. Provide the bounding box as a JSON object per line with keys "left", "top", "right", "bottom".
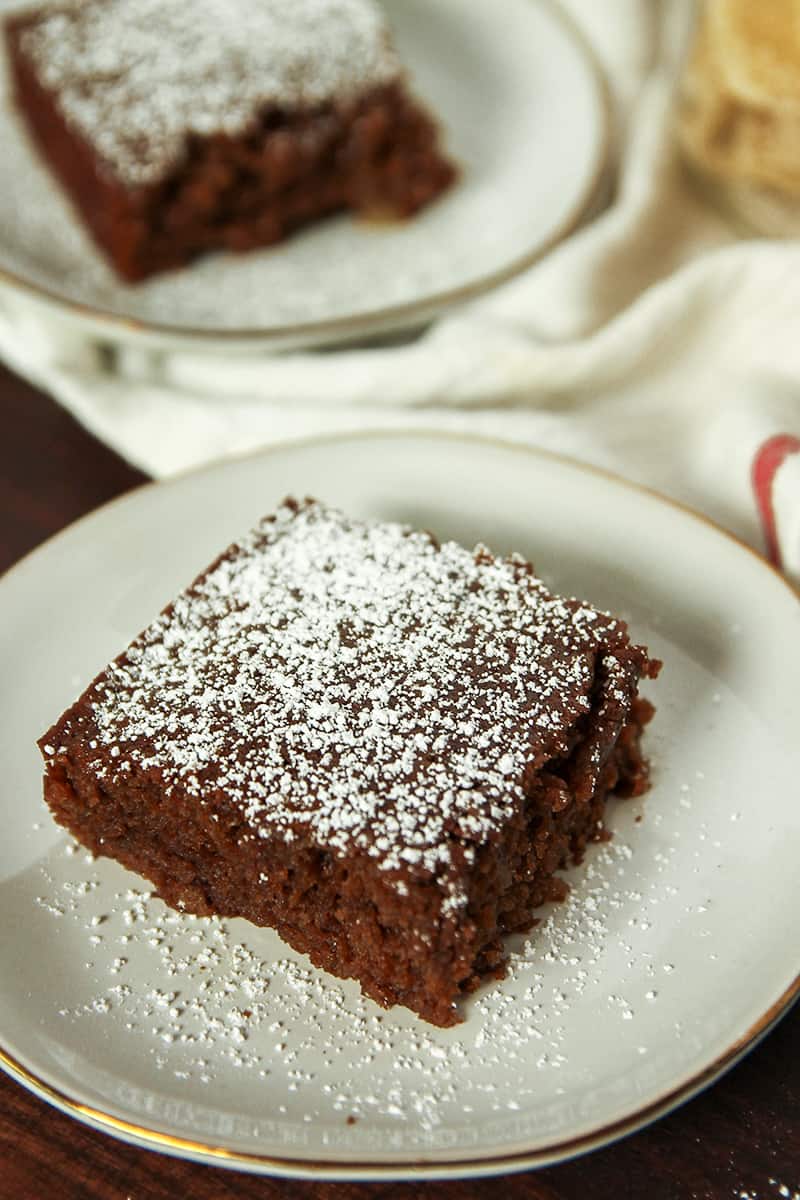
{"left": 0, "top": 431, "right": 798, "bottom": 1180}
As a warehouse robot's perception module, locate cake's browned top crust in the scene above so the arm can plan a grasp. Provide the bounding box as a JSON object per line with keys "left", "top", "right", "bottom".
{"left": 12, "top": 0, "right": 401, "bottom": 185}
{"left": 43, "top": 500, "right": 648, "bottom": 913}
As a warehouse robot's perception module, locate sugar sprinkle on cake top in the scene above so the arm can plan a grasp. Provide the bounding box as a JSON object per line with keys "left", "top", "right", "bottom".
{"left": 17, "top": 0, "right": 401, "bottom": 184}
{"left": 44, "top": 499, "right": 644, "bottom": 914}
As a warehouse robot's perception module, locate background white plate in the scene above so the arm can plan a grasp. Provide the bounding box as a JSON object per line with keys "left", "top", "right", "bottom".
{"left": 1, "top": 433, "right": 799, "bottom": 1180}
{"left": 0, "top": 0, "right": 608, "bottom": 350}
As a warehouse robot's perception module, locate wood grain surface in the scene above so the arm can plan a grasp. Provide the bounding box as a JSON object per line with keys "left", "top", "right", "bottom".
{"left": 0, "top": 363, "right": 797, "bottom": 1200}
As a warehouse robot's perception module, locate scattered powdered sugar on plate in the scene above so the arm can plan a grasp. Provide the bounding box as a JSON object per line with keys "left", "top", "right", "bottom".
{"left": 732, "top": 1186, "right": 800, "bottom": 1200}
{"left": 16, "top": 0, "right": 399, "bottom": 184}
{"left": 767, "top": 1184, "right": 800, "bottom": 1200}
{"left": 27, "top": 640, "right": 770, "bottom": 1156}
{"left": 34, "top": 813, "right": 682, "bottom": 1131}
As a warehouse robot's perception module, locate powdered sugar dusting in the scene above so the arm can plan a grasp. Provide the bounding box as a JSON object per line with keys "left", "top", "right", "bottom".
{"left": 48, "top": 499, "right": 639, "bottom": 915}
{"left": 41, "top": 828, "right": 664, "bottom": 1116}
{"left": 17, "top": 0, "right": 400, "bottom": 184}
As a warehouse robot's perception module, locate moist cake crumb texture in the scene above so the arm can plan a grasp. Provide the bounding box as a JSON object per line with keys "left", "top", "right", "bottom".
{"left": 17, "top": 0, "right": 400, "bottom": 184}
{"left": 40, "top": 498, "right": 658, "bottom": 1024}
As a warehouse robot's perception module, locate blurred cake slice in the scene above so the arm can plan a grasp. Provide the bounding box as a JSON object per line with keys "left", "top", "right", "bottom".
{"left": 5, "top": 0, "right": 457, "bottom": 281}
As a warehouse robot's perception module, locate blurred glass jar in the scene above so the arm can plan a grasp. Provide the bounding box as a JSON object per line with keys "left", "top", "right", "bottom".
{"left": 676, "top": 0, "right": 800, "bottom": 236}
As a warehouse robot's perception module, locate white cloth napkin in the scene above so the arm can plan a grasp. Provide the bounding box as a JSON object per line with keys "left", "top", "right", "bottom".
{"left": 1, "top": 0, "right": 799, "bottom": 582}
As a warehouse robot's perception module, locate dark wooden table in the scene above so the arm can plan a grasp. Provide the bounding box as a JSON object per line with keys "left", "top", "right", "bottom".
{"left": 0, "top": 362, "right": 797, "bottom": 1200}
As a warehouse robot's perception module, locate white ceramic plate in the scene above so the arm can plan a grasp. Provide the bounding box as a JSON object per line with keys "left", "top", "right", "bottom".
{"left": 0, "top": 0, "right": 608, "bottom": 351}
{"left": 2, "top": 433, "right": 799, "bottom": 1181}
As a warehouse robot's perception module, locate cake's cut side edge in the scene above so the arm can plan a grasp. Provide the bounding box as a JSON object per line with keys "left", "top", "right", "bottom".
{"left": 456, "top": 653, "right": 660, "bottom": 1004}
{"left": 5, "top": 13, "right": 458, "bottom": 283}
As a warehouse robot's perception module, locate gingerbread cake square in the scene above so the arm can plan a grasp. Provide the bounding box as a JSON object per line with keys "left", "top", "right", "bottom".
{"left": 5, "top": 0, "right": 457, "bottom": 281}
{"left": 39, "top": 499, "right": 659, "bottom": 1026}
